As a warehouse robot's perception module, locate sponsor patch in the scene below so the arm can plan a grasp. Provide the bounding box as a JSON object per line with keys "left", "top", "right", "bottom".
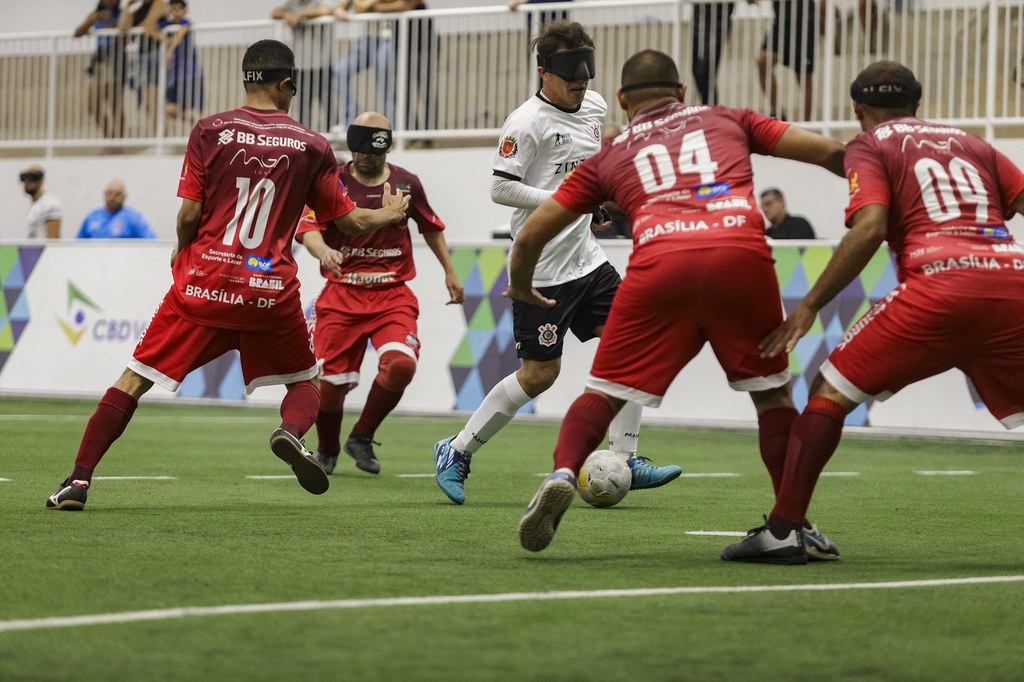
{"left": 245, "top": 255, "right": 273, "bottom": 272}
{"left": 848, "top": 170, "right": 860, "bottom": 198}
{"left": 980, "top": 226, "right": 1010, "bottom": 238}
{"left": 405, "top": 333, "right": 420, "bottom": 349}
{"left": 538, "top": 323, "right": 558, "bottom": 347}
{"left": 554, "top": 132, "right": 573, "bottom": 147}
{"left": 499, "top": 135, "right": 519, "bottom": 159}
{"left": 696, "top": 182, "right": 730, "bottom": 199}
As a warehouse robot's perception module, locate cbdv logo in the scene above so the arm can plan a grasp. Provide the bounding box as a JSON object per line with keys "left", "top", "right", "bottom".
{"left": 56, "top": 280, "right": 148, "bottom": 346}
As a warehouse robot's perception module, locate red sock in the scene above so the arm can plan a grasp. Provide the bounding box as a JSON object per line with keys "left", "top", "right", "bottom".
{"left": 553, "top": 393, "right": 616, "bottom": 474}
{"left": 758, "top": 406, "right": 798, "bottom": 495}
{"left": 280, "top": 381, "right": 320, "bottom": 439}
{"left": 315, "top": 383, "right": 348, "bottom": 455}
{"left": 771, "top": 397, "right": 847, "bottom": 523}
{"left": 72, "top": 387, "right": 139, "bottom": 482}
{"left": 351, "top": 380, "right": 403, "bottom": 439}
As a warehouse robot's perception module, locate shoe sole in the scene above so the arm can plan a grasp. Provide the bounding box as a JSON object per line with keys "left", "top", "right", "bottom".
{"left": 518, "top": 479, "right": 575, "bottom": 552}
{"left": 805, "top": 546, "right": 840, "bottom": 561}
{"left": 344, "top": 443, "right": 381, "bottom": 475}
{"left": 271, "top": 433, "right": 329, "bottom": 495}
{"left": 630, "top": 467, "right": 683, "bottom": 491}
{"left": 721, "top": 551, "right": 808, "bottom": 565}
{"left": 46, "top": 499, "right": 85, "bottom": 511}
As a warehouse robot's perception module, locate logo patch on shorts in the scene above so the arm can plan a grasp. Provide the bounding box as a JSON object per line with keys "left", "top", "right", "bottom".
{"left": 405, "top": 333, "right": 420, "bottom": 349}
{"left": 537, "top": 323, "right": 558, "bottom": 347}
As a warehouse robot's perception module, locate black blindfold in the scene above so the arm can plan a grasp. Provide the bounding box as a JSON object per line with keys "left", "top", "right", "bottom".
{"left": 347, "top": 124, "right": 392, "bottom": 155}
{"left": 538, "top": 47, "right": 595, "bottom": 82}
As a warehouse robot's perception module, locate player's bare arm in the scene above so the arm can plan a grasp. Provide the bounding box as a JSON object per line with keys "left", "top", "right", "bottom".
{"left": 171, "top": 198, "right": 202, "bottom": 267}
{"left": 333, "top": 182, "right": 410, "bottom": 235}
{"left": 761, "top": 203, "right": 889, "bottom": 357}
{"left": 422, "top": 231, "right": 465, "bottom": 305}
{"left": 504, "top": 198, "right": 580, "bottom": 308}
{"left": 770, "top": 126, "right": 846, "bottom": 178}
{"left": 1010, "top": 189, "right": 1024, "bottom": 216}
{"left": 301, "top": 229, "right": 344, "bottom": 277}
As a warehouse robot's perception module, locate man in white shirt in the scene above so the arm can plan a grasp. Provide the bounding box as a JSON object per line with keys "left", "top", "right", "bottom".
{"left": 432, "top": 21, "right": 682, "bottom": 505}
{"left": 21, "top": 166, "right": 62, "bottom": 239}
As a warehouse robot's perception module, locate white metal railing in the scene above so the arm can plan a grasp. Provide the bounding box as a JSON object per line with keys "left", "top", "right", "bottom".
{"left": 2, "top": 0, "right": 1024, "bottom": 153}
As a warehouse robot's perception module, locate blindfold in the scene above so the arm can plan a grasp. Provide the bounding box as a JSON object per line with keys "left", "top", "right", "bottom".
{"left": 538, "top": 47, "right": 595, "bottom": 82}
{"left": 347, "top": 124, "right": 392, "bottom": 155}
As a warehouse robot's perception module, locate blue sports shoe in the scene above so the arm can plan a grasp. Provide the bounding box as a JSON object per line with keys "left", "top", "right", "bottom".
{"left": 434, "top": 436, "right": 471, "bottom": 505}
{"left": 627, "top": 455, "right": 682, "bottom": 490}
{"left": 518, "top": 468, "right": 577, "bottom": 552}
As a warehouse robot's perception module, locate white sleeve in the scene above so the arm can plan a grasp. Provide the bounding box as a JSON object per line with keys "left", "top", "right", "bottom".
{"left": 490, "top": 175, "right": 553, "bottom": 209}
{"left": 492, "top": 107, "right": 540, "bottom": 185}
{"left": 42, "top": 195, "right": 63, "bottom": 221}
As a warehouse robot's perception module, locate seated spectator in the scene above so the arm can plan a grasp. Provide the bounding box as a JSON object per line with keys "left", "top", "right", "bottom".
{"left": 20, "top": 165, "right": 63, "bottom": 240}
{"left": 160, "top": 0, "right": 205, "bottom": 123}
{"left": 78, "top": 180, "right": 156, "bottom": 239}
{"left": 760, "top": 188, "right": 816, "bottom": 239}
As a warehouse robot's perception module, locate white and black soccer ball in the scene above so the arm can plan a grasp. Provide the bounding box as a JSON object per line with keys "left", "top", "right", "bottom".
{"left": 578, "top": 449, "right": 631, "bottom": 508}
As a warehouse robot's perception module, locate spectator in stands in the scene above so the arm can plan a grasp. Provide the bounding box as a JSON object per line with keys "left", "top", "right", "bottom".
{"left": 160, "top": 0, "right": 205, "bottom": 124}
{"left": 509, "top": 0, "right": 571, "bottom": 26}
{"left": 119, "top": 0, "right": 169, "bottom": 135}
{"left": 75, "top": 0, "right": 126, "bottom": 139}
{"left": 78, "top": 180, "right": 156, "bottom": 239}
{"left": 760, "top": 187, "right": 816, "bottom": 239}
{"left": 752, "top": 0, "right": 818, "bottom": 120}
{"left": 20, "top": 166, "right": 63, "bottom": 240}
{"left": 691, "top": 1, "right": 735, "bottom": 105}
{"left": 273, "top": 0, "right": 339, "bottom": 129}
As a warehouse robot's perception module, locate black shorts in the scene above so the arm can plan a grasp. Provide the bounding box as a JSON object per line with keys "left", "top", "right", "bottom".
{"left": 513, "top": 261, "right": 621, "bottom": 361}
{"left": 763, "top": 0, "right": 817, "bottom": 75}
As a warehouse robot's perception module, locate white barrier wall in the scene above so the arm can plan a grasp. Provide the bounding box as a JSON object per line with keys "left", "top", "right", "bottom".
{"left": 0, "top": 239, "right": 1013, "bottom": 437}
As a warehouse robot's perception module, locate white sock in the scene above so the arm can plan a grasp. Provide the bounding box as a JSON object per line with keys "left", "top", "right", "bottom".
{"left": 608, "top": 401, "right": 642, "bottom": 458}
{"left": 452, "top": 373, "right": 532, "bottom": 455}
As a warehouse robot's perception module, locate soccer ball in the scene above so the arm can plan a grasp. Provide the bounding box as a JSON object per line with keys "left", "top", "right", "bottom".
{"left": 578, "top": 450, "right": 631, "bottom": 508}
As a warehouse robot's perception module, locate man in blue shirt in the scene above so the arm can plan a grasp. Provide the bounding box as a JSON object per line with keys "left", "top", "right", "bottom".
{"left": 78, "top": 180, "right": 156, "bottom": 239}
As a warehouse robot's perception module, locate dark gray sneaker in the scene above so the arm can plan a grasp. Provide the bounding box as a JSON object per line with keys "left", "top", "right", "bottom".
{"left": 721, "top": 518, "right": 808, "bottom": 565}
{"left": 270, "top": 428, "right": 329, "bottom": 495}
{"left": 345, "top": 435, "right": 381, "bottom": 474}
{"left": 315, "top": 451, "right": 339, "bottom": 475}
{"left": 46, "top": 478, "right": 89, "bottom": 511}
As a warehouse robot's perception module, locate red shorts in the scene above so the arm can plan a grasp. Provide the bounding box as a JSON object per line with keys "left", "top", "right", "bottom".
{"left": 588, "top": 247, "right": 789, "bottom": 407}
{"left": 823, "top": 281, "right": 1024, "bottom": 427}
{"left": 309, "top": 283, "right": 420, "bottom": 387}
{"left": 129, "top": 298, "right": 317, "bottom": 394}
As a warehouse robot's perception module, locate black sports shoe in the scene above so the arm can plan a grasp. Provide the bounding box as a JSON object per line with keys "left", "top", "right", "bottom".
{"left": 721, "top": 517, "right": 808, "bottom": 565}
{"left": 315, "top": 451, "right": 339, "bottom": 475}
{"left": 46, "top": 478, "right": 89, "bottom": 511}
{"left": 270, "top": 428, "right": 329, "bottom": 495}
{"left": 344, "top": 435, "right": 381, "bottom": 474}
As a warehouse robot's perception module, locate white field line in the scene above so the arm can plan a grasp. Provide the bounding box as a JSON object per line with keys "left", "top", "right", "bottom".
{"left": 93, "top": 476, "right": 177, "bottom": 481}
{"left": 820, "top": 472, "right": 861, "bottom": 477}
{"left": 2, "top": 576, "right": 1022, "bottom": 634}
{"left": 915, "top": 470, "right": 975, "bottom": 476}
{"left": 0, "top": 478, "right": 11, "bottom": 482}
{"left": 685, "top": 531, "right": 748, "bottom": 537}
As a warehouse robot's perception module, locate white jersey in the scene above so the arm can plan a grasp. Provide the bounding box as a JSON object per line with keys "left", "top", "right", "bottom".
{"left": 26, "top": 192, "right": 62, "bottom": 239}
{"left": 493, "top": 89, "right": 608, "bottom": 287}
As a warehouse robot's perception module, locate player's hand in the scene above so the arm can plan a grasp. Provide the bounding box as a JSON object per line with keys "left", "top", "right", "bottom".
{"left": 508, "top": 0, "right": 525, "bottom": 10}
{"left": 503, "top": 284, "right": 555, "bottom": 309}
{"left": 760, "top": 304, "right": 816, "bottom": 358}
{"left": 319, "top": 248, "right": 345, "bottom": 277}
{"left": 590, "top": 206, "right": 613, "bottom": 233}
{"left": 445, "top": 273, "right": 465, "bottom": 305}
{"left": 382, "top": 181, "right": 411, "bottom": 221}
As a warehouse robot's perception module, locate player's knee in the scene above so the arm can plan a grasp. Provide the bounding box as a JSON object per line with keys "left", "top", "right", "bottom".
{"left": 378, "top": 351, "right": 417, "bottom": 392}
{"left": 517, "top": 363, "right": 559, "bottom": 396}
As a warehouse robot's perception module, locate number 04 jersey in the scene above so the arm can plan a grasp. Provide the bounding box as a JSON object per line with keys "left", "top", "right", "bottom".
{"left": 844, "top": 116, "right": 1024, "bottom": 297}
{"left": 172, "top": 106, "right": 355, "bottom": 330}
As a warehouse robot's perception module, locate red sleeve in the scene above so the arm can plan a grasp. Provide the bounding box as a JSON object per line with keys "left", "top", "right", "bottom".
{"left": 740, "top": 109, "right": 790, "bottom": 155}
{"left": 552, "top": 155, "right": 603, "bottom": 214}
{"left": 843, "top": 136, "right": 890, "bottom": 227}
{"left": 408, "top": 175, "right": 445, "bottom": 233}
{"left": 177, "top": 122, "right": 205, "bottom": 202}
{"left": 306, "top": 147, "right": 355, "bottom": 223}
{"left": 994, "top": 148, "right": 1024, "bottom": 217}
{"left": 293, "top": 205, "right": 326, "bottom": 244}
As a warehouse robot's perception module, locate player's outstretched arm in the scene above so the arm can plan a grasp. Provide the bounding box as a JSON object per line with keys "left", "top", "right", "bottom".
{"left": 332, "top": 182, "right": 410, "bottom": 235}
{"left": 760, "top": 203, "right": 888, "bottom": 358}
{"left": 504, "top": 198, "right": 579, "bottom": 308}
{"left": 422, "top": 231, "right": 464, "bottom": 305}
{"left": 301, "top": 229, "right": 344, "bottom": 277}
{"left": 171, "top": 198, "right": 202, "bottom": 267}
{"left": 770, "top": 126, "right": 846, "bottom": 178}
{"left": 491, "top": 176, "right": 555, "bottom": 209}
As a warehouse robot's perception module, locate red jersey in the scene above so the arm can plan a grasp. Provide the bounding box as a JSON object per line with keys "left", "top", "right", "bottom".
{"left": 172, "top": 107, "right": 355, "bottom": 330}
{"left": 845, "top": 116, "right": 1024, "bottom": 296}
{"left": 553, "top": 102, "right": 789, "bottom": 256}
{"left": 296, "top": 162, "right": 444, "bottom": 288}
